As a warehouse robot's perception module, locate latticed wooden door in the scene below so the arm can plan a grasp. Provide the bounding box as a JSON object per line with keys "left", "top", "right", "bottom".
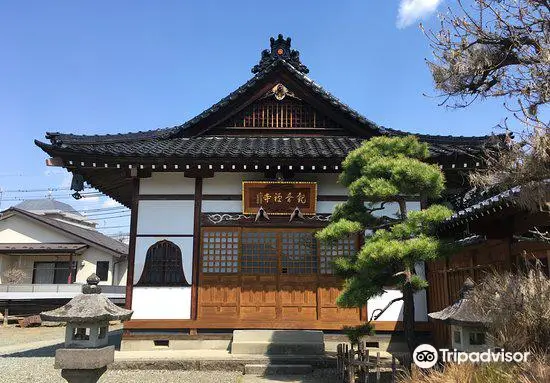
{"left": 197, "top": 227, "right": 361, "bottom": 327}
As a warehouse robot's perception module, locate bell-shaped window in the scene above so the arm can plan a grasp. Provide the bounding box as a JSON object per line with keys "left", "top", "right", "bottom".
{"left": 137, "top": 240, "right": 190, "bottom": 286}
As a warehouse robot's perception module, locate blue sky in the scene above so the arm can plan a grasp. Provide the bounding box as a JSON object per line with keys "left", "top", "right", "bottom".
{"left": 0, "top": 1, "right": 512, "bottom": 235}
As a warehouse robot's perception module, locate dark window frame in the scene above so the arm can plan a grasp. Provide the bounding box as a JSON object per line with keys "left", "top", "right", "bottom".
{"left": 32, "top": 261, "right": 77, "bottom": 284}
{"left": 136, "top": 240, "right": 190, "bottom": 287}
{"left": 96, "top": 261, "right": 109, "bottom": 281}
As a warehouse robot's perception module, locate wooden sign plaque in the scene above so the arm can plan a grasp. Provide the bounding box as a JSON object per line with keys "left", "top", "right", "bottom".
{"left": 242, "top": 181, "right": 317, "bottom": 215}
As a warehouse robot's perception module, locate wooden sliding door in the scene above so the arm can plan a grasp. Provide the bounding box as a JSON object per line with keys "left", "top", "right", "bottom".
{"left": 198, "top": 227, "right": 361, "bottom": 328}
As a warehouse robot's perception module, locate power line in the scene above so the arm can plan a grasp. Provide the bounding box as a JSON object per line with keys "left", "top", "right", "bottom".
{"left": 96, "top": 224, "right": 130, "bottom": 229}
{"left": 83, "top": 209, "right": 128, "bottom": 217}
{"left": 0, "top": 172, "right": 66, "bottom": 178}
{"left": 78, "top": 206, "right": 127, "bottom": 213}
{"left": 0, "top": 186, "right": 95, "bottom": 193}
{"left": 89, "top": 214, "right": 130, "bottom": 220}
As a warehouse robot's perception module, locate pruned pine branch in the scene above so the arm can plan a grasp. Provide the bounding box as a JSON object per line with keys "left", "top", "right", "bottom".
{"left": 369, "top": 297, "right": 404, "bottom": 321}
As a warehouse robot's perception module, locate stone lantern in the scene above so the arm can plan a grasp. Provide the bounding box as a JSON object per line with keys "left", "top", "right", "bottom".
{"left": 428, "top": 278, "right": 491, "bottom": 352}
{"left": 41, "top": 274, "right": 133, "bottom": 383}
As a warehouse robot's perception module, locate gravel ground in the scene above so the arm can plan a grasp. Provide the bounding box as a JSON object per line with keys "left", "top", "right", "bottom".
{"left": 0, "top": 325, "right": 339, "bottom": 382}
{"left": 0, "top": 358, "right": 244, "bottom": 383}
{"left": 0, "top": 358, "right": 338, "bottom": 382}
{"left": 0, "top": 325, "right": 65, "bottom": 348}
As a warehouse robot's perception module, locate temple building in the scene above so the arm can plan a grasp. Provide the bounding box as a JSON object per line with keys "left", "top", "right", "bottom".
{"left": 35, "top": 35, "right": 499, "bottom": 346}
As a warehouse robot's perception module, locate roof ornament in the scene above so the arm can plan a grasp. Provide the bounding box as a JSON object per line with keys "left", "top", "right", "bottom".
{"left": 254, "top": 206, "right": 270, "bottom": 222}
{"left": 252, "top": 34, "right": 309, "bottom": 74}
{"left": 273, "top": 84, "right": 292, "bottom": 101}
{"left": 289, "top": 207, "right": 305, "bottom": 222}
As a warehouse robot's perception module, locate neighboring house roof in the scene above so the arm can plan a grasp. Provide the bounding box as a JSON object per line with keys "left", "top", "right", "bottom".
{"left": 14, "top": 199, "right": 82, "bottom": 216}
{"left": 0, "top": 243, "right": 88, "bottom": 254}
{"left": 442, "top": 180, "right": 550, "bottom": 229}
{"left": 0, "top": 208, "right": 128, "bottom": 257}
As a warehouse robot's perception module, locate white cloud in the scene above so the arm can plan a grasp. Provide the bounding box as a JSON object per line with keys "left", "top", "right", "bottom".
{"left": 397, "top": 0, "right": 443, "bottom": 29}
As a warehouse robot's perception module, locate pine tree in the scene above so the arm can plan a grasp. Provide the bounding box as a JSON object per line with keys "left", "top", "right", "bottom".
{"left": 316, "top": 135, "right": 452, "bottom": 358}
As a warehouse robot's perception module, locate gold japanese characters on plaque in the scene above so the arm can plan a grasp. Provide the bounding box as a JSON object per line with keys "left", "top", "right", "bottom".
{"left": 242, "top": 181, "right": 317, "bottom": 215}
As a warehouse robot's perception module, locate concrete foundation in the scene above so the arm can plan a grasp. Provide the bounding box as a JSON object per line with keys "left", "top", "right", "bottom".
{"left": 230, "top": 330, "right": 324, "bottom": 355}
{"left": 121, "top": 339, "right": 231, "bottom": 351}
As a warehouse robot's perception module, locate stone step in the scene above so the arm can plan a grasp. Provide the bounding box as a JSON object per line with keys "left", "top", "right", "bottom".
{"left": 231, "top": 330, "right": 324, "bottom": 355}
{"left": 244, "top": 364, "right": 313, "bottom": 375}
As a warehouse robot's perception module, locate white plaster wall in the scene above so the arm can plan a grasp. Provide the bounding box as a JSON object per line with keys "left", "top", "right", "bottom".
{"left": 317, "top": 201, "right": 340, "bottom": 215}
{"left": 202, "top": 200, "right": 242, "bottom": 213}
{"left": 140, "top": 173, "right": 195, "bottom": 195}
{"left": 134, "top": 236, "right": 193, "bottom": 285}
{"left": 115, "top": 259, "right": 128, "bottom": 286}
{"left": 202, "top": 172, "right": 262, "bottom": 195}
{"left": 295, "top": 173, "right": 347, "bottom": 196}
{"left": 132, "top": 287, "right": 191, "bottom": 319}
{"left": 367, "top": 263, "right": 428, "bottom": 322}
{"left": 137, "top": 201, "right": 194, "bottom": 235}
{"left": 0, "top": 215, "right": 71, "bottom": 244}
{"left": 76, "top": 248, "right": 117, "bottom": 285}
{"left": 370, "top": 201, "right": 422, "bottom": 220}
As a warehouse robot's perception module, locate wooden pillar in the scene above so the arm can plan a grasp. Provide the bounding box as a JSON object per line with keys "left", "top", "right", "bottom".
{"left": 125, "top": 176, "right": 140, "bottom": 309}
{"left": 190, "top": 177, "right": 203, "bottom": 320}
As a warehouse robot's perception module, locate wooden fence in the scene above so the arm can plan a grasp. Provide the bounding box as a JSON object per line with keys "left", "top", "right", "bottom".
{"left": 336, "top": 342, "right": 410, "bottom": 383}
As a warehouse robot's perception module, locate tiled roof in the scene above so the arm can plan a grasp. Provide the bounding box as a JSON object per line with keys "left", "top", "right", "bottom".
{"left": 15, "top": 199, "right": 82, "bottom": 216}
{"left": 442, "top": 180, "right": 550, "bottom": 227}
{"left": 36, "top": 134, "right": 492, "bottom": 162}
{"left": 443, "top": 186, "right": 522, "bottom": 227}
{"left": 0, "top": 243, "right": 88, "bottom": 253}
{"left": 40, "top": 59, "right": 500, "bottom": 155}
{"left": 3, "top": 208, "right": 128, "bottom": 257}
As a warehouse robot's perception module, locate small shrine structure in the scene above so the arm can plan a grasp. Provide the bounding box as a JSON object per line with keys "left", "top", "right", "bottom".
{"left": 428, "top": 278, "right": 490, "bottom": 352}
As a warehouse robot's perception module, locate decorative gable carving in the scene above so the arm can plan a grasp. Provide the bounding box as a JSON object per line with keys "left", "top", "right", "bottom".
{"left": 214, "top": 89, "right": 343, "bottom": 131}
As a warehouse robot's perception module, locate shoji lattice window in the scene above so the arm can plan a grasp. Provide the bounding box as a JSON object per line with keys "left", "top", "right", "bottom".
{"left": 240, "top": 231, "right": 278, "bottom": 274}
{"left": 137, "top": 240, "right": 190, "bottom": 286}
{"left": 319, "top": 235, "right": 358, "bottom": 274}
{"left": 220, "top": 98, "right": 341, "bottom": 129}
{"left": 202, "top": 230, "right": 239, "bottom": 273}
{"left": 281, "top": 232, "right": 318, "bottom": 274}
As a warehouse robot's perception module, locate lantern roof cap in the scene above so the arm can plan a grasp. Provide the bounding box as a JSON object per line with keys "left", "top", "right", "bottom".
{"left": 428, "top": 278, "right": 489, "bottom": 327}
{"left": 40, "top": 274, "right": 133, "bottom": 323}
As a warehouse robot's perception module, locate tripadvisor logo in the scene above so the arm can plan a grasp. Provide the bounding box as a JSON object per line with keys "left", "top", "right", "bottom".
{"left": 413, "top": 344, "right": 531, "bottom": 369}
{"left": 413, "top": 344, "right": 439, "bottom": 368}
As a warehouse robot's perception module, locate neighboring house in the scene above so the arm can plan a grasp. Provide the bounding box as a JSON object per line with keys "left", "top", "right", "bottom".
{"left": 0, "top": 199, "right": 128, "bottom": 314}
{"left": 35, "top": 35, "right": 500, "bottom": 348}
